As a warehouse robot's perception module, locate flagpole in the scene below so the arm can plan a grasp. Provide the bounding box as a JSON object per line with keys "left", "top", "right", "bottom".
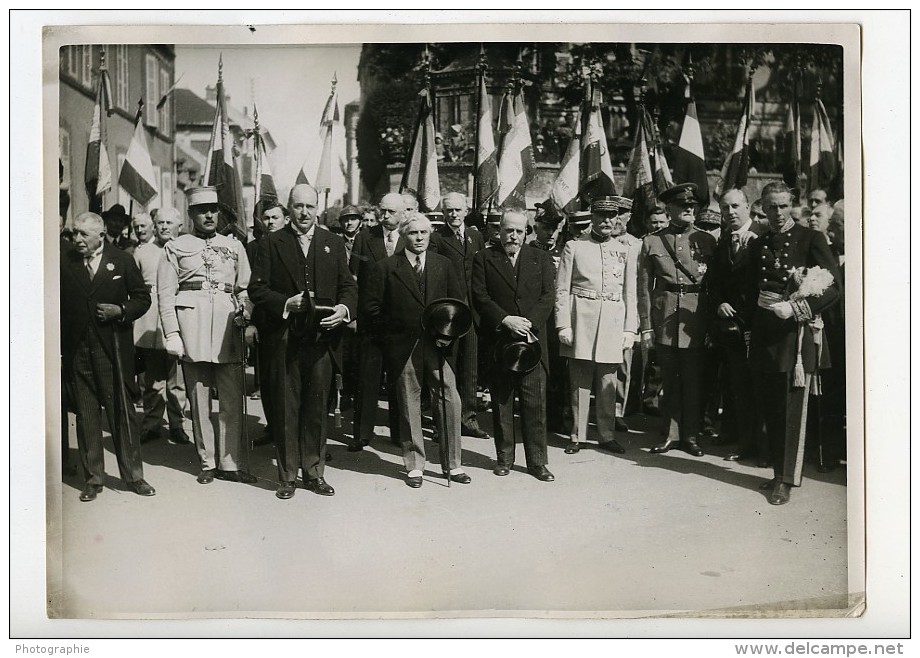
{"left": 473, "top": 44, "right": 485, "bottom": 214}
{"left": 98, "top": 48, "right": 110, "bottom": 211}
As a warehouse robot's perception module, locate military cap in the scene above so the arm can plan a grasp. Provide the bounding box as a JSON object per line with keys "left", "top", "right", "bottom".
{"left": 186, "top": 186, "right": 219, "bottom": 207}
{"left": 339, "top": 204, "right": 362, "bottom": 219}
{"left": 696, "top": 207, "right": 722, "bottom": 228}
{"left": 658, "top": 183, "right": 699, "bottom": 207}
{"left": 591, "top": 195, "right": 633, "bottom": 214}
{"left": 426, "top": 210, "right": 445, "bottom": 226}
{"left": 568, "top": 210, "right": 592, "bottom": 228}
{"left": 486, "top": 210, "right": 503, "bottom": 226}
{"left": 534, "top": 201, "right": 563, "bottom": 227}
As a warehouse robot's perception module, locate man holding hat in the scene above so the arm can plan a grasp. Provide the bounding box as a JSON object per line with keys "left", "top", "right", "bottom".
{"left": 248, "top": 184, "right": 357, "bottom": 500}
{"left": 158, "top": 186, "right": 255, "bottom": 485}
{"left": 362, "top": 211, "right": 470, "bottom": 488}
{"left": 638, "top": 182, "right": 717, "bottom": 457}
{"left": 471, "top": 210, "right": 556, "bottom": 481}
{"left": 555, "top": 196, "right": 639, "bottom": 455}
{"left": 429, "top": 192, "right": 490, "bottom": 441}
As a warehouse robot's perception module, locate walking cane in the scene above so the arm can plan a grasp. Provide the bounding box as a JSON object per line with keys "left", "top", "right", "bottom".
{"left": 238, "top": 311, "right": 252, "bottom": 472}
{"left": 437, "top": 346, "right": 451, "bottom": 488}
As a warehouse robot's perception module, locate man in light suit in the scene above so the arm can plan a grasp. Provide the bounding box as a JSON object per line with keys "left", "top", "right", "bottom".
{"left": 471, "top": 210, "right": 556, "bottom": 481}
{"left": 362, "top": 212, "right": 470, "bottom": 488}
{"left": 555, "top": 197, "right": 639, "bottom": 455}
{"left": 249, "top": 184, "right": 357, "bottom": 500}
{"left": 133, "top": 207, "right": 189, "bottom": 446}
{"left": 429, "top": 192, "right": 490, "bottom": 440}
{"left": 347, "top": 191, "right": 405, "bottom": 450}
{"left": 61, "top": 212, "right": 155, "bottom": 501}
{"left": 158, "top": 187, "right": 254, "bottom": 485}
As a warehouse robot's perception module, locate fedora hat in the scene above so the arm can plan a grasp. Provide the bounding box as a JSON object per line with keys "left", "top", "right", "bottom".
{"left": 421, "top": 298, "right": 472, "bottom": 341}
{"left": 494, "top": 332, "right": 542, "bottom": 374}
{"left": 101, "top": 203, "right": 131, "bottom": 225}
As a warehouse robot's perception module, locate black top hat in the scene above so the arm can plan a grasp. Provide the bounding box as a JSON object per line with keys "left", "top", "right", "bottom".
{"left": 102, "top": 203, "right": 131, "bottom": 224}
{"left": 494, "top": 332, "right": 542, "bottom": 374}
{"left": 421, "top": 298, "right": 473, "bottom": 341}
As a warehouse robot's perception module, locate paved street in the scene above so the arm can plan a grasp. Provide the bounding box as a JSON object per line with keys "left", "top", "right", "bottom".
{"left": 51, "top": 382, "right": 850, "bottom": 619}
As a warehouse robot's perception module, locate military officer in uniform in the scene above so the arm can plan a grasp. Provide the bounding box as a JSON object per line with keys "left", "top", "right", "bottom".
{"left": 158, "top": 187, "right": 255, "bottom": 485}
{"left": 747, "top": 181, "right": 839, "bottom": 505}
{"left": 555, "top": 198, "right": 638, "bottom": 455}
{"left": 638, "top": 183, "right": 717, "bottom": 457}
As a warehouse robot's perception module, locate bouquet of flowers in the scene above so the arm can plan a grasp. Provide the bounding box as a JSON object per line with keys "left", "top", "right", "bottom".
{"left": 788, "top": 266, "right": 834, "bottom": 391}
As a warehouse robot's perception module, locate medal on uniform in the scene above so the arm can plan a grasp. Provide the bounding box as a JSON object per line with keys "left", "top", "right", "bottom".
{"left": 774, "top": 257, "right": 781, "bottom": 269}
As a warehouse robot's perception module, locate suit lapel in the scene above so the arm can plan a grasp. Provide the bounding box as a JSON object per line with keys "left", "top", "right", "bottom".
{"left": 89, "top": 244, "right": 116, "bottom": 293}
{"left": 440, "top": 226, "right": 466, "bottom": 258}
{"left": 490, "top": 247, "right": 518, "bottom": 293}
{"left": 394, "top": 253, "right": 424, "bottom": 305}
{"left": 68, "top": 250, "right": 92, "bottom": 293}
{"left": 278, "top": 228, "right": 306, "bottom": 289}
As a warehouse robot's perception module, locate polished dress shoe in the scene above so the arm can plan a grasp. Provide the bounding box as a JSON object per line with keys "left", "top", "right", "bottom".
{"left": 304, "top": 477, "right": 335, "bottom": 496}
{"left": 196, "top": 469, "right": 216, "bottom": 484}
{"left": 249, "top": 389, "right": 261, "bottom": 400}
{"left": 650, "top": 439, "right": 677, "bottom": 454}
{"left": 79, "top": 484, "right": 103, "bottom": 502}
{"left": 275, "top": 481, "right": 296, "bottom": 499}
{"left": 769, "top": 481, "right": 791, "bottom": 505}
{"left": 347, "top": 439, "right": 370, "bottom": 452}
{"left": 168, "top": 428, "right": 191, "bottom": 445}
{"left": 217, "top": 470, "right": 257, "bottom": 484}
{"left": 493, "top": 463, "right": 511, "bottom": 476}
{"left": 527, "top": 465, "right": 555, "bottom": 482}
{"left": 406, "top": 476, "right": 423, "bottom": 488}
{"left": 129, "top": 479, "right": 156, "bottom": 496}
{"left": 563, "top": 441, "right": 581, "bottom": 454}
{"left": 759, "top": 477, "right": 780, "bottom": 491}
{"left": 614, "top": 418, "right": 630, "bottom": 432}
{"left": 680, "top": 440, "right": 704, "bottom": 457}
{"left": 445, "top": 471, "right": 471, "bottom": 484}
{"left": 757, "top": 459, "right": 772, "bottom": 469}
{"left": 599, "top": 439, "right": 626, "bottom": 454}
{"left": 141, "top": 429, "right": 160, "bottom": 444}
{"left": 462, "top": 424, "right": 492, "bottom": 440}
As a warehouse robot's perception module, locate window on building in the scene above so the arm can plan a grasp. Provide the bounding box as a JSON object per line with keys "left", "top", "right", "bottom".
{"left": 159, "top": 66, "right": 172, "bottom": 136}
{"left": 81, "top": 45, "right": 93, "bottom": 87}
{"left": 145, "top": 53, "right": 159, "bottom": 130}
{"left": 65, "top": 46, "right": 80, "bottom": 79}
{"left": 114, "top": 45, "right": 130, "bottom": 111}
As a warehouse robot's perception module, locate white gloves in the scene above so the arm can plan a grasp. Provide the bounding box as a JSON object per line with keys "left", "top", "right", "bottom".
{"left": 165, "top": 333, "right": 185, "bottom": 358}
{"left": 622, "top": 331, "right": 638, "bottom": 350}
{"left": 558, "top": 328, "right": 573, "bottom": 347}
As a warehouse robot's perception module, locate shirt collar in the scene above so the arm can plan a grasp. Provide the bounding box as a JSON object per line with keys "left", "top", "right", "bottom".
{"left": 732, "top": 219, "right": 753, "bottom": 236}
{"left": 405, "top": 250, "right": 425, "bottom": 265}
{"left": 86, "top": 243, "right": 104, "bottom": 260}
{"left": 295, "top": 224, "right": 316, "bottom": 241}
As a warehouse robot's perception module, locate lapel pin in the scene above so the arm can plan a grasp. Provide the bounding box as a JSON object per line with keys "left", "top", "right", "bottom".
{"left": 106, "top": 263, "right": 115, "bottom": 272}
{"left": 324, "top": 245, "right": 330, "bottom": 254}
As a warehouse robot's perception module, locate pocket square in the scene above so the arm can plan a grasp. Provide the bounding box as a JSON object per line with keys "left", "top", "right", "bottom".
{"left": 112, "top": 275, "right": 122, "bottom": 280}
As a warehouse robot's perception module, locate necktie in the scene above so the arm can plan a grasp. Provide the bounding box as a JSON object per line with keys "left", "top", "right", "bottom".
{"left": 414, "top": 255, "right": 425, "bottom": 296}
{"left": 731, "top": 233, "right": 741, "bottom": 258}
{"left": 85, "top": 258, "right": 95, "bottom": 280}
{"left": 386, "top": 231, "right": 396, "bottom": 256}
{"left": 299, "top": 233, "right": 312, "bottom": 257}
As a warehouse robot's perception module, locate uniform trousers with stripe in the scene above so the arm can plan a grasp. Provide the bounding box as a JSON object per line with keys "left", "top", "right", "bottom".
{"left": 395, "top": 338, "right": 462, "bottom": 473}
{"left": 183, "top": 360, "right": 243, "bottom": 472}
{"left": 489, "top": 365, "right": 548, "bottom": 468}
{"left": 656, "top": 345, "right": 705, "bottom": 442}
{"left": 754, "top": 370, "right": 811, "bottom": 487}
{"left": 137, "top": 347, "right": 186, "bottom": 435}
{"left": 568, "top": 359, "right": 619, "bottom": 444}
{"left": 67, "top": 330, "right": 145, "bottom": 486}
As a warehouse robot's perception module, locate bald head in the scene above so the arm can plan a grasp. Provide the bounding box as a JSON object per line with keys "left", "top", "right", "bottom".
{"left": 379, "top": 192, "right": 404, "bottom": 230}
{"left": 289, "top": 184, "right": 319, "bottom": 233}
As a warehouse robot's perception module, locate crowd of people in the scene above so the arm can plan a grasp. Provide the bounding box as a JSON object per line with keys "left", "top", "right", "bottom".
{"left": 59, "top": 179, "right": 846, "bottom": 506}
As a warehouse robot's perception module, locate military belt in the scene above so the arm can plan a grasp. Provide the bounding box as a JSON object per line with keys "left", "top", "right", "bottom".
{"left": 571, "top": 285, "right": 622, "bottom": 302}
{"left": 178, "top": 281, "right": 234, "bottom": 294}
{"left": 660, "top": 282, "right": 701, "bottom": 294}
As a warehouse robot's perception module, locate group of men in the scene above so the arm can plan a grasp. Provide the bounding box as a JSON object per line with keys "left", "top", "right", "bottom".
{"left": 60, "top": 175, "right": 843, "bottom": 507}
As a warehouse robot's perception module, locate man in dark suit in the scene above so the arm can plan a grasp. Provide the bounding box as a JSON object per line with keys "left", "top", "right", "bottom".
{"left": 362, "top": 211, "right": 471, "bottom": 488}
{"left": 249, "top": 184, "right": 357, "bottom": 500}
{"left": 429, "top": 192, "right": 490, "bottom": 440}
{"left": 60, "top": 212, "right": 155, "bottom": 501}
{"left": 471, "top": 210, "right": 555, "bottom": 481}
{"left": 708, "top": 189, "right": 769, "bottom": 465}
{"left": 347, "top": 191, "right": 405, "bottom": 450}
{"left": 746, "top": 181, "right": 840, "bottom": 505}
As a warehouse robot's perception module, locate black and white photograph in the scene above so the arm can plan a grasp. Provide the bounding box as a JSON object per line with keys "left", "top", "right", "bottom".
{"left": 9, "top": 10, "right": 909, "bottom": 644}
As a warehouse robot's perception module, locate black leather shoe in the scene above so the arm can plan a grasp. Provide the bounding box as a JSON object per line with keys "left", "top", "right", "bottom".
{"left": 757, "top": 459, "right": 772, "bottom": 469}
{"left": 599, "top": 439, "right": 626, "bottom": 454}
{"left": 304, "top": 477, "right": 335, "bottom": 496}
{"left": 406, "top": 476, "right": 423, "bottom": 488}
{"left": 217, "top": 470, "right": 257, "bottom": 484}
{"left": 129, "top": 479, "right": 156, "bottom": 496}
{"left": 681, "top": 440, "right": 704, "bottom": 457}
{"left": 614, "top": 418, "right": 630, "bottom": 432}
{"left": 769, "top": 482, "right": 791, "bottom": 505}
{"left": 564, "top": 441, "right": 581, "bottom": 454}
{"left": 445, "top": 472, "right": 472, "bottom": 484}
{"left": 759, "top": 478, "right": 780, "bottom": 491}
{"left": 650, "top": 439, "right": 677, "bottom": 454}
{"left": 462, "top": 425, "right": 492, "bottom": 440}
{"left": 528, "top": 465, "right": 555, "bottom": 482}
{"left": 197, "top": 469, "right": 216, "bottom": 484}
{"left": 168, "top": 428, "right": 191, "bottom": 445}
{"left": 250, "top": 389, "right": 261, "bottom": 400}
{"left": 347, "top": 439, "right": 370, "bottom": 452}
{"left": 275, "top": 481, "right": 296, "bottom": 499}
{"left": 79, "top": 484, "right": 103, "bottom": 502}
{"left": 493, "top": 463, "right": 511, "bottom": 476}
{"left": 141, "top": 430, "right": 160, "bottom": 444}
